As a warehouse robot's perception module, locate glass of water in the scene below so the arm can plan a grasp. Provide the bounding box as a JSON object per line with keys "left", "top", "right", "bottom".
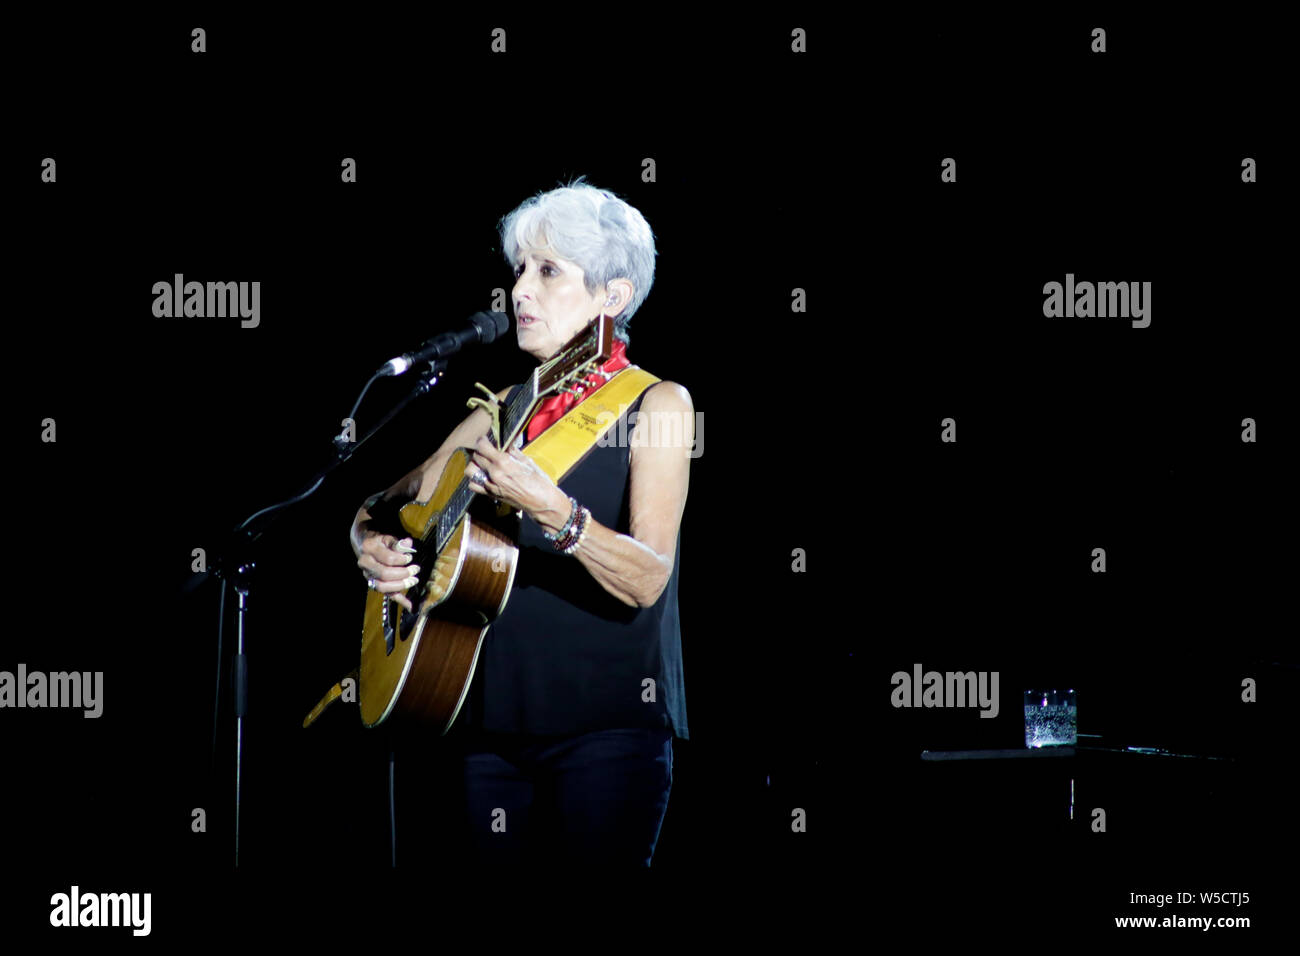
{"left": 1024, "top": 688, "right": 1077, "bottom": 748}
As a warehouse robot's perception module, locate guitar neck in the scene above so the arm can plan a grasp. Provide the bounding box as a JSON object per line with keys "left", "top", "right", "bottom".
{"left": 430, "top": 372, "right": 538, "bottom": 554}
{"left": 500, "top": 372, "right": 540, "bottom": 451}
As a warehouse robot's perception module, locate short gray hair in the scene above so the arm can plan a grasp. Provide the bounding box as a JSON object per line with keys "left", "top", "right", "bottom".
{"left": 497, "top": 177, "right": 656, "bottom": 344}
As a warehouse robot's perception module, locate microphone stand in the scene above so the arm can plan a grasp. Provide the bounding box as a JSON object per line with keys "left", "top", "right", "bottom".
{"left": 191, "top": 356, "right": 450, "bottom": 867}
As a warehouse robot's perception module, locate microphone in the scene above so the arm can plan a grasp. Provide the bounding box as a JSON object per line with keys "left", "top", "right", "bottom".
{"left": 378, "top": 311, "right": 510, "bottom": 376}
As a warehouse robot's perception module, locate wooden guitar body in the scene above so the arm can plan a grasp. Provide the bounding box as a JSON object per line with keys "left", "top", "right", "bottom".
{"left": 358, "top": 447, "right": 520, "bottom": 730}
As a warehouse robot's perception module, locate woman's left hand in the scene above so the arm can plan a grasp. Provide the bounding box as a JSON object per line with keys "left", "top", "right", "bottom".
{"left": 466, "top": 435, "right": 567, "bottom": 525}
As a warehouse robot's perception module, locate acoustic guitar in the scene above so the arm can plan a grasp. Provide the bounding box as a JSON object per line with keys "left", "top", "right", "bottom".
{"left": 356, "top": 313, "right": 615, "bottom": 731}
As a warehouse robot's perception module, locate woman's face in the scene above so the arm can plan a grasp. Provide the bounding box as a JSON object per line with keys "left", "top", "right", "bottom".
{"left": 512, "top": 243, "right": 606, "bottom": 362}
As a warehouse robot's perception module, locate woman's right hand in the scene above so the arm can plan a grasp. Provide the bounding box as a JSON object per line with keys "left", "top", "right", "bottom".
{"left": 355, "top": 528, "right": 421, "bottom": 613}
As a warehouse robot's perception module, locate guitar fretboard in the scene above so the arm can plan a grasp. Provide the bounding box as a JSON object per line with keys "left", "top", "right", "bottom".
{"left": 433, "top": 372, "right": 539, "bottom": 553}
{"left": 501, "top": 374, "right": 538, "bottom": 449}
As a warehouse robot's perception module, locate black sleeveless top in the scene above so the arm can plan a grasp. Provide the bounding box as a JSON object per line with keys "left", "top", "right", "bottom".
{"left": 456, "top": 379, "right": 690, "bottom": 741}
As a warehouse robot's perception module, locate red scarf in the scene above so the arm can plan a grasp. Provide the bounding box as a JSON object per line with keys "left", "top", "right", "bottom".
{"left": 526, "top": 339, "right": 630, "bottom": 442}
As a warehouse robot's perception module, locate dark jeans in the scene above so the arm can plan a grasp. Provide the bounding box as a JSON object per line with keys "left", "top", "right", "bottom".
{"left": 458, "top": 727, "right": 673, "bottom": 869}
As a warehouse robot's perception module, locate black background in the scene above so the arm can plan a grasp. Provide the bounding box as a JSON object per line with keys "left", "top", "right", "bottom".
{"left": 5, "top": 9, "right": 1292, "bottom": 943}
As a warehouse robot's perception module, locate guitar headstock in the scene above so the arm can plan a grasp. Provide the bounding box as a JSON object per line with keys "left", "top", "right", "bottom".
{"left": 488, "top": 313, "right": 615, "bottom": 451}
{"left": 535, "top": 313, "right": 615, "bottom": 398}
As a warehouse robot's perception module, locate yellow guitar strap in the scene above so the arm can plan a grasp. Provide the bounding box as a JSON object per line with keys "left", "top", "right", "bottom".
{"left": 520, "top": 366, "right": 661, "bottom": 483}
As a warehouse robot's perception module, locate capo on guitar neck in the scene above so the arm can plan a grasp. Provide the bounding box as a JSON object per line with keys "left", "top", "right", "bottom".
{"left": 465, "top": 382, "right": 503, "bottom": 447}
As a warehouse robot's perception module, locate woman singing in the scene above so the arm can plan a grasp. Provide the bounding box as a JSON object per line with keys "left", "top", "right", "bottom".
{"left": 349, "top": 179, "right": 693, "bottom": 868}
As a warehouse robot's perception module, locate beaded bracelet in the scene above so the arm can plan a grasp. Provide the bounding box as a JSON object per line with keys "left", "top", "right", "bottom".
{"left": 558, "top": 506, "right": 591, "bottom": 555}
{"left": 552, "top": 505, "right": 583, "bottom": 551}
{"left": 564, "top": 507, "right": 592, "bottom": 555}
{"left": 543, "top": 496, "right": 579, "bottom": 542}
